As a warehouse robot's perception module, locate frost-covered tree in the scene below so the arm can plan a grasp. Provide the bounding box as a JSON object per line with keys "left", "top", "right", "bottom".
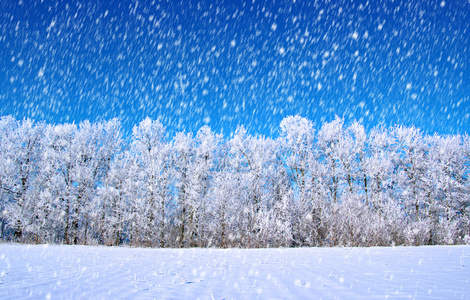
{"left": 69, "top": 120, "right": 122, "bottom": 244}
{"left": 172, "top": 131, "right": 197, "bottom": 247}
{"left": 279, "top": 116, "right": 315, "bottom": 196}
{"left": 33, "top": 119, "right": 122, "bottom": 244}
{"left": 228, "top": 126, "right": 283, "bottom": 247}
{"left": 365, "top": 127, "right": 395, "bottom": 210}
{"left": 278, "top": 116, "right": 317, "bottom": 246}
{"left": 211, "top": 165, "right": 236, "bottom": 248}
{"left": 0, "top": 116, "right": 468, "bottom": 247}
{"left": 0, "top": 117, "right": 45, "bottom": 241}
{"left": 426, "top": 134, "right": 470, "bottom": 244}
{"left": 0, "top": 116, "right": 17, "bottom": 238}
{"left": 363, "top": 127, "right": 406, "bottom": 245}
{"left": 128, "top": 117, "right": 171, "bottom": 247}
{"left": 95, "top": 151, "right": 131, "bottom": 246}
{"left": 392, "top": 126, "right": 430, "bottom": 219}
{"left": 186, "top": 126, "right": 222, "bottom": 247}
{"left": 40, "top": 122, "right": 77, "bottom": 243}
{"left": 317, "top": 116, "right": 346, "bottom": 203}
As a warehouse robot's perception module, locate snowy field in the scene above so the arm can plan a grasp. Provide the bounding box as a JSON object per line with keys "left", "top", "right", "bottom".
{"left": 0, "top": 244, "right": 469, "bottom": 299}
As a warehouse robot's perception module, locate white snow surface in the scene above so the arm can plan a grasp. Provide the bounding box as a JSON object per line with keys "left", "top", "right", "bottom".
{"left": 0, "top": 244, "right": 469, "bottom": 299}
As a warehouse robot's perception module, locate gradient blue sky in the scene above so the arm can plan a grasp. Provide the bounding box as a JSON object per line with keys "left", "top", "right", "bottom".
{"left": 1, "top": 0, "right": 469, "bottom": 137}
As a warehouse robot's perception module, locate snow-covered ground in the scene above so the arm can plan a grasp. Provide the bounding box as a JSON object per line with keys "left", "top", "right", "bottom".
{"left": 0, "top": 244, "right": 468, "bottom": 299}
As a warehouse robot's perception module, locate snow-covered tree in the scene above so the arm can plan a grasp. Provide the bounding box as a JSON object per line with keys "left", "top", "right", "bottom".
{"left": 227, "top": 126, "right": 283, "bottom": 247}
{"left": 0, "top": 116, "right": 468, "bottom": 247}
{"left": 426, "top": 134, "right": 470, "bottom": 244}
{"left": 128, "top": 117, "right": 171, "bottom": 247}
{"left": 0, "top": 117, "right": 45, "bottom": 242}
{"left": 40, "top": 122, "right": 77, "bottom": 243}
{"left": 317, "top": 116, "right": 346, "bottom": 203}
{"left": 186, "top": 126, "right": 223, "bottom": 247}
{"left": 172, "top": 131, "right": 196, "bottom": 247}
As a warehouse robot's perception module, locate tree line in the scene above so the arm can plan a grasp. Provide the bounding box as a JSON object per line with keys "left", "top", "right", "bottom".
{"left": 0, "top": 115, "right": 469, "bottom": 248}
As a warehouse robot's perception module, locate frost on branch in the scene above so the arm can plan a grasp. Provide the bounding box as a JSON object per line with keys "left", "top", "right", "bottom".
{"left": 0, "top": 115, "right": 469, "bottom": 247}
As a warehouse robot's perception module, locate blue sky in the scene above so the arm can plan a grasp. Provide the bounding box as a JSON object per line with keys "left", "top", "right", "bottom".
{"left": 1, "top": 0, "right": 469, "bottom": 137}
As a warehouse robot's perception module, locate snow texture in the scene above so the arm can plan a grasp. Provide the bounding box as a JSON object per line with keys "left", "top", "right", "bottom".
{"left": 0, "top": 243, "right": 469, "bottom": 299}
